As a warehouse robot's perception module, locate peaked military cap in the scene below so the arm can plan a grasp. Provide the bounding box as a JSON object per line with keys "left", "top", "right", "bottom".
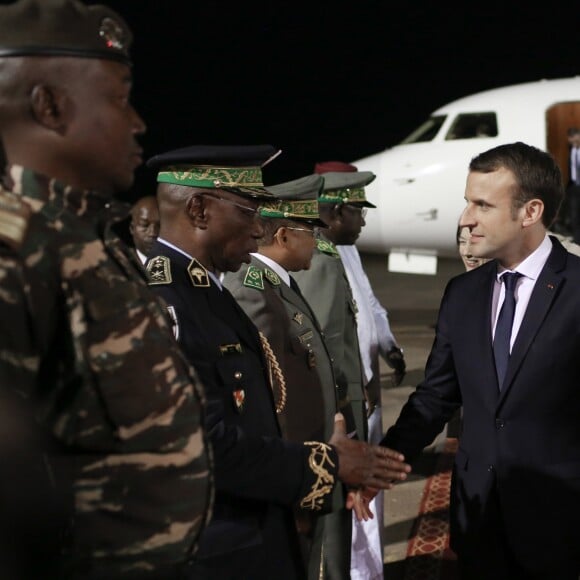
{"left": 260, "top": 174, "right": 326, "bottom": 227}
{"left": 146, "top": 144, "right": 279, "bottom": 201}
{"left": 317, "top": 170, "right": 377, "bottom": 208}
{"left": 0, "top": 0, "right": 132, "bottom": 66}
{"left": 314, "top": 160, "right": 358, "bottom": 173}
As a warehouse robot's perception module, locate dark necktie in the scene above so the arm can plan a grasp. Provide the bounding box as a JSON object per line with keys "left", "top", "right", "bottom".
{"left": 493, "top": 272, "right": 521, "bottom": 390}
{"left": 289, "top": 275, "right": 302, "bottom": 296}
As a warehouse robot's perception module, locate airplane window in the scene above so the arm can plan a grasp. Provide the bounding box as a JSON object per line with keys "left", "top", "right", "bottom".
{"left": 445, "top": 112, "right": 498, "bottom": 140}
{"left": 400, "top": 115, "right": 447, "bottom": 144}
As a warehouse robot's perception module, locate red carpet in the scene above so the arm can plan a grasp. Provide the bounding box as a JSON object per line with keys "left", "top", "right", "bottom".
{"left": 404, "top": 438, "right": 459, "bottom": 580}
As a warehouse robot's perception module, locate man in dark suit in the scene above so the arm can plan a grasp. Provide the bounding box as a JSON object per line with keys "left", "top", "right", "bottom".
{"left": 377, "top": 141, "right": 580, "bottom": 579}
{"left": 144, "top": 145, "right": 411, "bottom": 580}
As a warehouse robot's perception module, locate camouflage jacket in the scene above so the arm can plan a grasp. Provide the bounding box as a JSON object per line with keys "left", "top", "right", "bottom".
{"left": 0, "top": 166, "right": 213, "bottom": 578}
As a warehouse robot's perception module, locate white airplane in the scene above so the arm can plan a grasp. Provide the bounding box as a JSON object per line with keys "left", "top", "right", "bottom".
{"left": 353, "top": 76, "right": 580, "bottom": 274}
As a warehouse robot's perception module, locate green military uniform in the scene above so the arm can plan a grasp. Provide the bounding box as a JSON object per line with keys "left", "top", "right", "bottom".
{"left": 293, "top": 171, "right": 377, "bottom": 444}
{"left": 223, "top": 174, "right": 352, "bottom": 580}
{"left": 293, "top": 235, "right": 367, "bottom": 442}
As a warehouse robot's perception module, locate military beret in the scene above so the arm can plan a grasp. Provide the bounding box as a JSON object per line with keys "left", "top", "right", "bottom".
{"left": 314, "top": 160, "right": 358, "bottom": 173}
{"left": 317, "top": 170, "right": 377, "bottom": 208}
{"left": 0, "top": 0, "right": 132, "bottom": 66}
{"left": 261, "top": 174, "right": 326, "bottom": 227}
{"left": 146, "top": 144, "right": 280, "bottom": 201}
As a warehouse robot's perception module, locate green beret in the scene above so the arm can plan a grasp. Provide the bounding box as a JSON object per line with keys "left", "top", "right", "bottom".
{"left": 317, "top": 170, "right": 377, "bottom": 207}
{"left": 261, "top": 174, "right": 326, "bottom": 227}
{"left": 0, "top": 0, "right": 132, "bottom": 66}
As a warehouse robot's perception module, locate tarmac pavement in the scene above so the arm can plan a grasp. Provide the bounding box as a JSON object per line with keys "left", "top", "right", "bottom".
{"left": 359, "top": 252, "right": 465, "bottom": 578}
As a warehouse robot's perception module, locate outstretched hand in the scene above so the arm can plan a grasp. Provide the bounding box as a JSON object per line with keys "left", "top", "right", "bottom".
{"left": 329, "top": 413, "right": 411, "bottom": 489}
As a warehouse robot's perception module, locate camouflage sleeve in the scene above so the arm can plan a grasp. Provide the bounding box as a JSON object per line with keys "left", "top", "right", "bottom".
{"left": 0, "top": 243, "right": 38, "bottom": 398}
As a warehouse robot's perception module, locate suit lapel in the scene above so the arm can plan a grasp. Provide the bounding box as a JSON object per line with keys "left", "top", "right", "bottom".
{"left": 470, "top": 265, "right": 501, "bottom": 405}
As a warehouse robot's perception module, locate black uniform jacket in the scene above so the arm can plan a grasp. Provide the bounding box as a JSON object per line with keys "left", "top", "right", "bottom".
{"left": 146, "top": 241, "right": 338, "bottom": 568}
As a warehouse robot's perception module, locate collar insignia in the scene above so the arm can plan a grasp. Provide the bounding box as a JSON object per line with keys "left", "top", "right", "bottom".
{"left": 264, "top": 268, "right": 281, "bottom": 286}
{"left": 316, "top": 238, "right": 339, "bottom": 256}
{"left": 243, "top": 265, "right": 264, "bottom": 290}
{"left": 188, "top": 258, "right": 210, "bottom": 287}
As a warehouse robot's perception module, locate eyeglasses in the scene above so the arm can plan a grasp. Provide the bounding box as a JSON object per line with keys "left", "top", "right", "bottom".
{"left": 201, "top": 193, "right": 258, "bottom": 218}
{"left": 285, "top": 226, "right": 317, "bottom": 237}
{"left": 343, "top": 204, "right": 368, "bottom": 218}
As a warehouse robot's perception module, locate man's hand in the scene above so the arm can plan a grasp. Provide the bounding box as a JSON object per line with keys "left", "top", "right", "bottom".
{"left": 345, "top": 488, "right": 377, "bottom": 522}
{"left": 386, "top": 346, "right": 406, "bottom": 386}
{"left": 329, "top": 413, "right": 411, "bottom": 489}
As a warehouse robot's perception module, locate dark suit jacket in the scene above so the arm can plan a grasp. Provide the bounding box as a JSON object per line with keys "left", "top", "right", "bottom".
{"left": 146, "top": 241, "right": 338, "bottom": 579}
{"left": 382, "top": 236, "right": 580, "bottom": 574}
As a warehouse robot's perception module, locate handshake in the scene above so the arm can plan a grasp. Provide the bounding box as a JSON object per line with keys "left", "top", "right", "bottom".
{"left": 328, "top": 413, "right": 410, "bottom": 492}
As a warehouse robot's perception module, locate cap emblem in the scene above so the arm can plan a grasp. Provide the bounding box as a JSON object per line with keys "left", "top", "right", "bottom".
{"left": 99, "top": 16, "right": 126, "bottom": 50}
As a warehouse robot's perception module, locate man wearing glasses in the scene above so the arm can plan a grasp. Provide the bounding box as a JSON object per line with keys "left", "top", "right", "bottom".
{"left": 223, "top": 173, "right": 356, "bottom": 578}
{"left": 143, "top": 146, "right": 411, "bottom": 580}
{"left": 292, "top": 170, "right": 378, "bottom": 578}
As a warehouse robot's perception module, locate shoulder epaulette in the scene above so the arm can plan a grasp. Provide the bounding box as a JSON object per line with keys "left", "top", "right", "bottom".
{"left": 146, "top": 255, "right": 172, "bottom": 285}
{"left": 264, "top": 267, "right": 281, "bottom": 286}
{"left": 243, "top": 265, "right": 264, "bottom": 290}
{"left": 316, "top": 238, "right": 339, "bottom": 256}
{"left": 0, "top": 190, "right": 31, "bottom": 250}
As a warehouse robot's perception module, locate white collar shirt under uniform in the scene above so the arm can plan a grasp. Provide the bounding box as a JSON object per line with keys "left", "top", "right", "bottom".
{"left": 491, "top": 235, "right": 552, "bottom": 351}
{"left": 251, "top": 253, "right": 291, "bottom": 287}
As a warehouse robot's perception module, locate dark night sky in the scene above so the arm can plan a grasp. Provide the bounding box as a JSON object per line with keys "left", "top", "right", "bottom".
{"left": 99, "top": 1, "right": 579, "bottom": 201}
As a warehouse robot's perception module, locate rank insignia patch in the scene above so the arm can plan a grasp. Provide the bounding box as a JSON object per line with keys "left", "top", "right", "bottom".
{"left": 146, "top": 256, "right": 172, "bottom": 285}
{"left": 233, "top": 389, "right": 246, "bottom": 412}
{"left": 188, "top": 258, "right": 210, "bottom": 287}
{"left": 292, "top": 312, "right": 304, "bottom": 325}
{"left": 243, "top": 265, "right": 264, "bottom": 290}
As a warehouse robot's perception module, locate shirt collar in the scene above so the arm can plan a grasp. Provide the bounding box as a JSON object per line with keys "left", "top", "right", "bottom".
{"left": 496, "top": 234, "right": 552, "bottom": 281}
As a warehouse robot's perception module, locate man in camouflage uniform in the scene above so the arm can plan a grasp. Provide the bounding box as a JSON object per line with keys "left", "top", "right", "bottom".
{"left": 0, "top": 1, "right": 212, "bottom": 578}
{"left": 144, "top": 145, "right": 411, "bottom": 580}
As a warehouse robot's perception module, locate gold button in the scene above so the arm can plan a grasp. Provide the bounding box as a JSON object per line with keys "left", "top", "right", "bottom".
{"left": 234, "top": 371, "right": 243, "bottom": 380}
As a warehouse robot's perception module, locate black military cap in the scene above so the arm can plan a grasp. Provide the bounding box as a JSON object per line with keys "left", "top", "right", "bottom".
{"left": 317, "top": 171, "right": 377, "bottom": 208}
{"left": 0, "top": 0, "right": 132, "bottom": 66}
{"left": 261, "top": 174, "right": 327, "bottom": 227}
{"left": 146, "top": 144, "right": 280, "bottom": 201}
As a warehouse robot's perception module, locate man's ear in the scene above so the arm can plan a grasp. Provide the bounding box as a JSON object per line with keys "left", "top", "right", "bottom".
{"left": 522, "top": 199, "right": 544, "bottom": 227}
{"left": 29, "top": 84, "right": 68, "bottom": 134}
{"left": 274, "top": 226, "right": 287, "bottom": 246}
{"left": 186, "top": 193, "right": 207, "bottom": 228}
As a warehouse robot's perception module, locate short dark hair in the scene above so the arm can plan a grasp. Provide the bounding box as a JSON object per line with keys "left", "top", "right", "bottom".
{"left": 468, "top": 141, "right": 564, "bottom": 228}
